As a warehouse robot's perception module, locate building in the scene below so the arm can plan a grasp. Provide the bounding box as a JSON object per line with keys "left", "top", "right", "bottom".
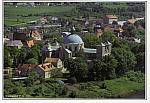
{"left": 42, "top": 33, "right": 112, "bottom": 60}
{"left": 63, "top": 34, "right": 84, "bottom": 55}
{"left": 127, "top": 19, "right": 136, "bottom": 24}
{"left": 16, "top": 64, "right": 37, "bottom": 77}
{"left": 44, "top": 58, "right": 63, "bottom": 69}
{"left": 114, "top": 27, "right": 123, "bottom": 37}
{"left": 29, "top": 30, "right": 42, "bottom": 40}
{"left": 6, "top": 40, "right": 23, "bottom": 49}
{"left": 22, "top": 40, "right": 34, "bottom": 48}
{"left": 104, "top": 15, "right": 118, "bottom": 24}
{"left": 94, "top": 25, "right": 103, "bottom": 37}
{"left": 16, "top": 63, "right": 56, "bottom": 78}
{"left": 33, "top": 63, "right": 54, "bottom": 78}
{"left": 4, "top": 67, "right": 13, "bottom": 79}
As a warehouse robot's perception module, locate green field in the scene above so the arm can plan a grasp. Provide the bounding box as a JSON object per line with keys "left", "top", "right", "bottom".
{"left": 102, "top": 2, "right": 128, "bottom": 9}
{"left": 4, "top": 5, "right": 75, "bottom": 26}
{"left": 70, "top": 77, "right": 145, "bottom": 98}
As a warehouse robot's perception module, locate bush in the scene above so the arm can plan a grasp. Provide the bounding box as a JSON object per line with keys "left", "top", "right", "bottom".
{"left": 68, "top": 77, "right": 77, "bottom": 84}
{"left": 125, "top": 71, "right": 145, "bottom": 83}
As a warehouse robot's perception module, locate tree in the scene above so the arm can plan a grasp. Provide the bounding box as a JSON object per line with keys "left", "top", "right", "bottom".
{"left": 122, "top": 24, "right": 138, "bottom": 37}
{"left": 101, "top": 30, "right": 117, "bottom": 44}
{"left": 81, "top": 34, "right": 102, "bottom": 48}
{"left": 51, "top": 68, "right": 63, "bottom": 78}
{"left": 64, "top": 57, "right": 88, "bottom": 82}
{"left": 4, "top": 79, "right": 15, "bottom": 97}
{"left": 25, "top": 71, "right": 39, "bottom": 86}
{"left": 4, "top": 47, "right": 13, "bottom": 67}
{"left": 112, "top": 47, "right": 136, "bottom": 77}
{"left": 13, "top": 81, "right": 26, "bottom": 97}
{"left": 90, "top": 55, "right": 117, "bottom": 81}
{"left": 27, "top": 58, "right": 38, "bottom": 65}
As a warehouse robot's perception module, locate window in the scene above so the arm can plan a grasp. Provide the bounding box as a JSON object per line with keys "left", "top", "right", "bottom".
{"left": 75, "top": 46, "right": 77, "bottom": 51}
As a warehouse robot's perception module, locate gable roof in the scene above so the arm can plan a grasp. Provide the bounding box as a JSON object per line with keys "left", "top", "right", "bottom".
{"left": 30, "top": 30, "right": 41, "bottom": 36}
{"left": 23, "top": 40, "right": 34, "bottom": 47}
{"left": 38, "top": 63, "right": 54, "bottom": 72}
{"left": 127, "top": 19, "right": 136, "bottom": 24}
{"left": 17, "top": 64, "right": 37, "bottom": 72}
{"left": 6, "top": 40, "right": 23, "bottom": 46}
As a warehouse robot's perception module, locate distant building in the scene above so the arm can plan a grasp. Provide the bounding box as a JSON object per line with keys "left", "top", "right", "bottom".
{"left": 29, "top": 30, "right": 42, "bottom": 40}
{"left": 127, "top": 19, "right": 136, "bottom": 24}
{"left": 22, "top": 40, "right": 34, "bottom": 48}
{"left": 114, "top": 27, "right": 123, "bottom": 37}
{"left": 94, "top": 25, "right": 103, "bottom": 37}
{"left": 104, "top": 15, "right": 118, "bottom": 24}
{"left": 6, "top": 40, "right": 23, "bottom": 49}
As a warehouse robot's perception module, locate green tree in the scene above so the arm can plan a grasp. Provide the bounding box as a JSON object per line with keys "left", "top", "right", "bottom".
{"left": 4, "top": 79, "right": 15, "bottom": 97}
{"left": 101, "top": 30, "right": 117, "bottom": 44}
{"left": 64, "top": 57, "right": 88, "bottom": 82}
{"left": 90, "top": 55, "right": 117, "bottom": 81}
{"left": 13, "top": 81, "right": 26, "bottom": 97}
{"left": 25, "top": 71, "right": 39, "bottom": 86}
{"left": 51, "top": 68, "right": 63, "bottom": 78}
{"left": 27, "top": 58, "right": 38, "bottom": 65}
{"left": 82, "top": 34, "right": 102, "bottom": 48}
{"left": 112, "top": 47, "right": 136, "bottom": 77}
{"left": 4, "top": 47, "right": 13, "bottom": 67}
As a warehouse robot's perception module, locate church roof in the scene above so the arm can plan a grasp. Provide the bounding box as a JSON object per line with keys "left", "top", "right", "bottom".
{"left": 64, "top": 34, "right": 83, "bottom": 44}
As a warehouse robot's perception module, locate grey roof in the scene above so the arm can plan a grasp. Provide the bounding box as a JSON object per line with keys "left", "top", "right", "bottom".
{"left": 6, "top": 40, "right": 22, "bottom": 46}
{"left": 64, "top": 34, "right": 84, "bottom": 44}
{"left": 83, "top": 48, "right": 96, "bottom": 54}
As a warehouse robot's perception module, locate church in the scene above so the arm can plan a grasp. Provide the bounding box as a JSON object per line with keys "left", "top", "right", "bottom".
{"left": 42, "top": 32, "right": 112, "bottom": 61}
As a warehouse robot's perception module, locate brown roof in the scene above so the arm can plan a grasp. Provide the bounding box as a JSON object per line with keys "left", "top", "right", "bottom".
{"left": 114, "top": 27, "right": 123, "bottom": 32}
{"left": 38, "top": 63, "right": 54, "bottom": 72}
{"left": 17, "top": 64, "right": 37, "bottom": 72}
{"left": 127, "top": 19, "right": 136, "bottom": 24}
{"left": 29, "top": 30, "right": 41, "bottom": 36}
{"left": 106, "top": 15, "right": 118, "bottom": 19}
{"left": 23, "top": 40, "right": 34, "bottom": 47}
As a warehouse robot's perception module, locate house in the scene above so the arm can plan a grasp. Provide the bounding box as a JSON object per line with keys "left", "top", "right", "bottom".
{"left": 22, "top": 40, "right": 34, "bottom": 48}
{"left": 127, "top": 19, "right": 136, "bottom": 24}
{"left": 33, "top": 63, "right": 54, "bottom": 78}
{"left": 104, "top": 15, "right": 118, "bottom": 24}
{"left": 4, "top": 67, "right": 13, "bottom": 78}
{"left": 44, "top": 58, "right": 63, "bottom": 68}
{"left": 6, "top": 40, "right": 23, "bottom": 49}
{"left": 16, "top": 63, "right": 57, "bottom": 78}
{"left": 114, "top": 27, "right": 123, "bottom": 37}
{"left": 40, "top": 17, "right": 48, "bottom": 24}
{"left": 94, "top": 25, "right": 103, "bottom": 37}
{"left": 10, "top": 32, "right": 28, "bottom": 41}
{"left": 16, "top": 64, "right": 37, "bottom": 77}
{"left": 29, "top": 30, "right": 42, "bottom": 40}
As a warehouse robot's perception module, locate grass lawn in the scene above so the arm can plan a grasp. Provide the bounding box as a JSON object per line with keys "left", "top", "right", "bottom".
{"left": 66, "top": 77, "right": 145, "bottom": 98}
